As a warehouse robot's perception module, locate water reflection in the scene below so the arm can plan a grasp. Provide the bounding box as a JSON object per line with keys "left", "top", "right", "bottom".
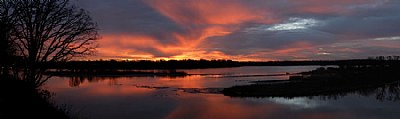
{"left": 69, "top": 76, "right": 118, "bottom": 87}
{"left": 307, "top": 81, "right": 400, "bottom": 102}
{"left": 62, "top": 66, "right": 320, "bottom": 88}
{"left": 224, "top": 66, "right": 400, "bottom": 101}
{"left": 164, "top": 94, "right": 283, "bottom": 119}
{"left": 268, "top": 97, "right": 324, "bottom": 109}
{"left": 62, "top": 67, "right": 400, "bottom": 102}
{"left": 46, "top": 66, "right": 400, "bottom": 119}
{"left": 67, "top": 75, "right": 187, "bottom": 87}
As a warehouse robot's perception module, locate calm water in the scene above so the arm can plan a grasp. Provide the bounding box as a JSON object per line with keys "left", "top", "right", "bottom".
{"left": 45, "top": 66, "right": 400, "bottom": 119}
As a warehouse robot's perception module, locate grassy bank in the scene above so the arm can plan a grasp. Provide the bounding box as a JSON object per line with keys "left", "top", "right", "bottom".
{"left": 0, "top": 78, "right": 71, "bottom": 119}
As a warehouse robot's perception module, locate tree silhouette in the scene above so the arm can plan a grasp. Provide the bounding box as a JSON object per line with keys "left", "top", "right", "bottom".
{"left": 0, "top": 1, "right": 15, "bottom": 77}
{"left": 1, "top": 0, "right": 98, "bottom": 87}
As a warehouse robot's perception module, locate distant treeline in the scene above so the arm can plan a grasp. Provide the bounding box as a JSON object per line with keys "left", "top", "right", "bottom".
{"left": 35, "top": 57, "right": 400, "bottom": 70}
{"left": 223, "top": 62, "right": 400, "bottom": 98}
{"left": 241, "top": 59, "right": 400, "bottom": 66}
{"left": 41, "top": 59, "right": 240, "bottom": 70}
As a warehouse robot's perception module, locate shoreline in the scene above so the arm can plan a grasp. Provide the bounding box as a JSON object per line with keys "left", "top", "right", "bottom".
{"left": 0, "top": 78, "right": 71, "bottom": 119}
{"left": 222, "top": 66, "right": 400, "bottom": 98}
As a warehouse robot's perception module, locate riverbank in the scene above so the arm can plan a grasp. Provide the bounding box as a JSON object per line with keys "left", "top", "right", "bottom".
{"left": 0, "top": 78, "right": 70, "bottom": 119}
{"left": 223, "top": 66, "right": 400, "bottom": 98}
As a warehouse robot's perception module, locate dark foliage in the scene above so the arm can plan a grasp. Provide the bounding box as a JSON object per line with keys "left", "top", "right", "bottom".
{"left": 0, "top": 78, "right": 70, "bottom": 119}
{"left": 1, "top": 0, "right": 98, "bottom": 118}
{"left": 42, "top": 59, "right": 239, "bottom": 70}
{"left": 223, "top": 65, "right": 400, "bottom": 101}
{"left": 1, "top": 0, "right": 98, "bottom": 87}
{"left": 34, "top": 58, "right": 400, "bottom": 70}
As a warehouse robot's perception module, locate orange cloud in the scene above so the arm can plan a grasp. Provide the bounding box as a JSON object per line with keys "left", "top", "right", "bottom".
{"left": 80, "top": 0, "right": 397, "bottom": 61}
{"left": 93, "top": 34, "right": 240, "bottom": 60}
{"left": 92, "top": 35, "right": 160, "bottom": 60}
{"left": 101, "top": 0, "right": 276, "bottom": 61}
{"left": 169, "top": 26, "right": 233, "bottom": 54}
{"left": 91, "top": 0, "right": 347, "bottom": 61}
{"left": 144, "top": 0, "right": 276, "bottom": 25}
{"left": 91, "top": 33, "right": 326, "bottom": 61}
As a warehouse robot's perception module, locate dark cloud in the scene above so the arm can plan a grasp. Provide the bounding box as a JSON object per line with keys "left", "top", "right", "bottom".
{"left": 74, "top": 0, "right": 400, "bottom": 60}
{"left": 75, "top": 0, "right": 184, "bottom": 43}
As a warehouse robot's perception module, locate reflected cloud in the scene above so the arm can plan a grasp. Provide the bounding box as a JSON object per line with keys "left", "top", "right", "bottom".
{"left": 86, "top": 84, "right": 154, "bottom": 96}
{"left": 268, "top": 97, "right": 325, "bottom": 109}
{"left": 157, "top": 75, "right": 208, "bottom": 88}
{"left": 49, "top": 77, "right": 157, "bottom": 97}
{"left": 46, "top": 66, "right": 400, "bottom": 119}
{"left": 64, "top": 75, "right": 218, "bottom": 89}
{"left": 165, "top": 94, "right": 281, "bottom": 119}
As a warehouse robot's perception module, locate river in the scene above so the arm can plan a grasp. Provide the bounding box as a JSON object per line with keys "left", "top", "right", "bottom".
{"left": 45, "top": 66, "right": 400, "bottom": 119}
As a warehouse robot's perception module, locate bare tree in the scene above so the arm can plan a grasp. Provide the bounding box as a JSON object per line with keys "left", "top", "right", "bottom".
{"left": 0, "top": 1, "right": 16, "bottom": 77}
{"left": 2, "top": 0, "right": 98, "bottom": 87}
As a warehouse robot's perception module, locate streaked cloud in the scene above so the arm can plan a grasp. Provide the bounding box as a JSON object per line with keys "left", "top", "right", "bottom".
{"left": 75, "top": 0, "right": 400, "bottom": 61}
{"left": 370, "top": 36, "right": 400, "bottom": 41}
{"left": 267, "top": 18, "right": 320, "bottom": 31}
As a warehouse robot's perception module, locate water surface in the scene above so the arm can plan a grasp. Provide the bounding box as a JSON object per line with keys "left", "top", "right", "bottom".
{"left": 46, "top": 66, "right": 400, "bottom": 119}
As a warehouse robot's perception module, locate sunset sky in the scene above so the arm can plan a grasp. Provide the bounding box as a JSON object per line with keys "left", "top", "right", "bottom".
{"left": 76, "top": 0, "right": 400, "bottom": 61}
